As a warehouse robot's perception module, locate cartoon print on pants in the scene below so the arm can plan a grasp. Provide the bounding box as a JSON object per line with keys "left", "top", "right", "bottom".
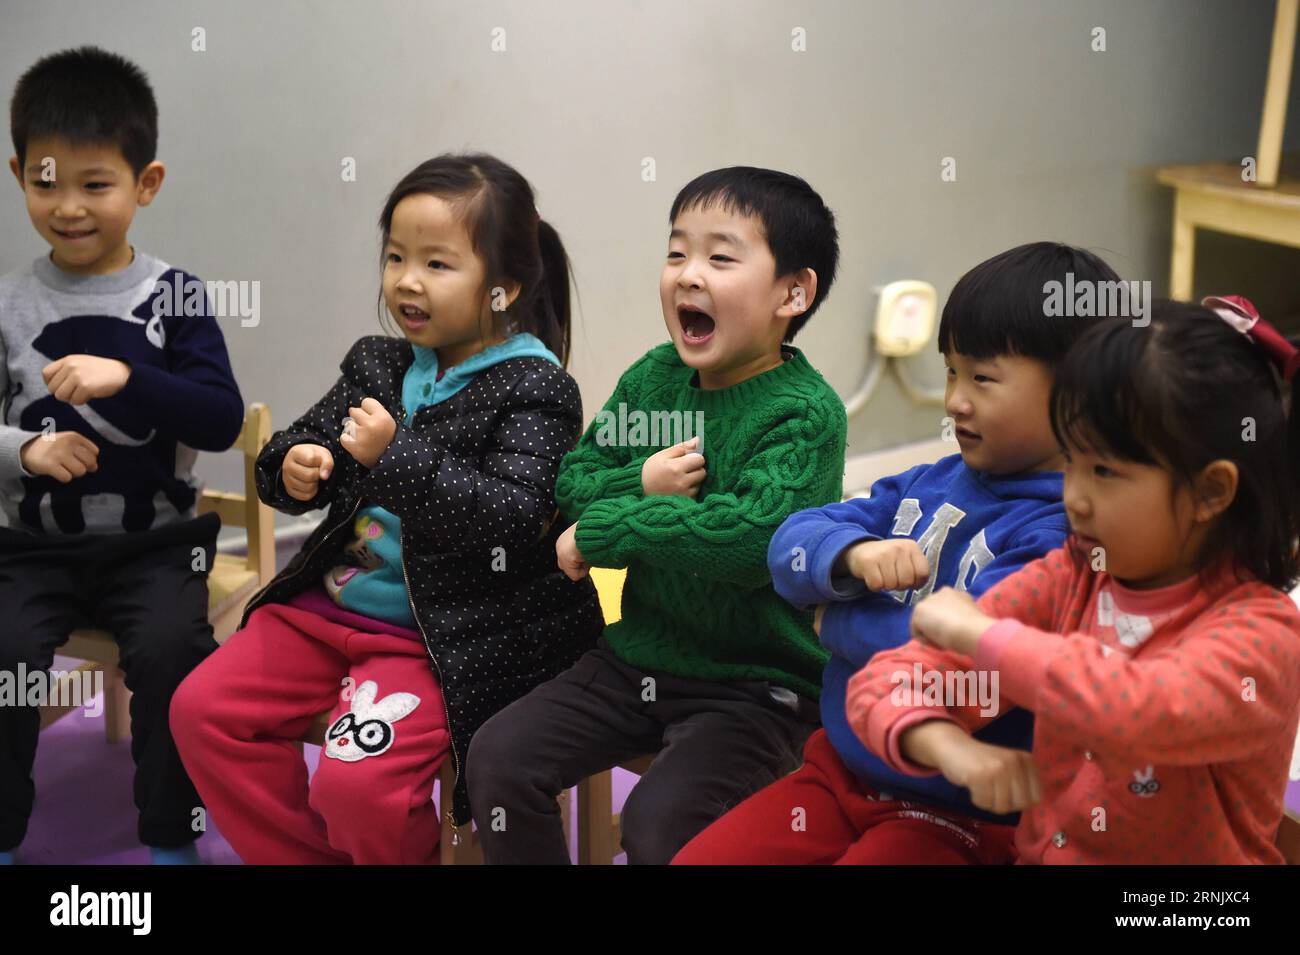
{"left": 325, "top": 680, "right": 421, "bottom": 762}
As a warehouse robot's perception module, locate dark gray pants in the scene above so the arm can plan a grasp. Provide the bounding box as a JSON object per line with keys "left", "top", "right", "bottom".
{"left": 467, "top": 640, "right": 818, "bottom": 864}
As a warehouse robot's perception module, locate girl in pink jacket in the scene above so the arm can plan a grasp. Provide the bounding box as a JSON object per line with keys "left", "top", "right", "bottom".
{"left": 848, "top": 297, "right": 1300, "bottom": 864}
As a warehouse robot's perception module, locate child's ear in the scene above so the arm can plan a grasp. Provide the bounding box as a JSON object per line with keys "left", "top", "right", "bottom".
{"left": 134, "top": 160, "right": 166, "bottom": 206}
{"left": 483, "top": 280, "right": 522, "bottom": 318}
{"left": 775, "top": 267, "right": 818, "bottom": 321}
{"left": 9, "top": 155, "right": 24, "bottom": 189}
{"left": 1192, "top": 459, "right": 1239, "bottom": 523}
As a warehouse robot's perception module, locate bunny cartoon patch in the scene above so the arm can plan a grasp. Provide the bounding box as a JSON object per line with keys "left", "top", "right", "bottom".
{"left": 1129, "top": 765, "right": 1161, "bottom": 798}
{"left": 324, "top": 680, "right": 420, "bottom": 762}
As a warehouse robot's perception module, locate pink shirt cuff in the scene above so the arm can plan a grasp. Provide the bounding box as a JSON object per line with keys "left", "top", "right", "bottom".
{"left": 974, "top": 618, "right": 1054, "bottom": 709}
{"left": 974, "top": 618, "right": 1020, "bottom": 670}
{"left": 878, "top": 709, "right": 959, "bottom": 777}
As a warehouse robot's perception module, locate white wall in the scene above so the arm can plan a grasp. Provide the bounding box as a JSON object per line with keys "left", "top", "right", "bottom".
{"left": 0, "top": 0, "right": 1285, "bottom": 510}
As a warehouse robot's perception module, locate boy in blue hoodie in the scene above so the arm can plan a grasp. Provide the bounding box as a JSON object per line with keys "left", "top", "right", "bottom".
{"left": 674, "top": 242, "right": 1121, "bottom": 864}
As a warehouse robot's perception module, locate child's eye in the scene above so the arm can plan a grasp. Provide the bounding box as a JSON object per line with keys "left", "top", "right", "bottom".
{"left": 385, "top": 252, "right": 401, "bottom": 264}
{"left": 427, "top": 260, "right": 447, "bottom": 270}
{"left": 86, "top": 182, "right": 109, "bottom": 190}
{"left": 666, "top": 251, "right": 684, "bottom": 260}
{"left": 973, "top": 375, "right": 992, "bottom": 383}
{"left": 710, "top": 255, "right": 735, "bottom": 263}
{"left": 29, "top": 180, "right": 54, "bottom": 190}
{"left": 1093, "top": 464, "right": 1113, "bottom": 478}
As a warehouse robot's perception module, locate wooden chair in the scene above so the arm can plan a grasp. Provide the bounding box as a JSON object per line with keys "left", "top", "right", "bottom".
{"left": 39, "top": 403, "right": 275, "bottom": 739}
{"left": 576, "top": 566, "right": 658, "bottom": 864}
{"left": 1279, "top": 807, "right": 1300, "bottom": 864}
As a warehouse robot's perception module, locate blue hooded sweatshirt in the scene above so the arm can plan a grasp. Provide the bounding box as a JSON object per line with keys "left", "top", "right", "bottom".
{"left": 767, "top": 453, "right": 1069, "bottom": 824}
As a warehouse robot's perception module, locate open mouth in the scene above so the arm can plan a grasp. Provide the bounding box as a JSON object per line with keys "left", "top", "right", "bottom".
{"left": 332, "top": 567, "right": 360, "bottom": 587}
{"left": 1074, "top": 532, "right": 1101, "bottom": 551}
{"left": 677, "top": 304, "right": 716, "bottom": 345}
{"left": 53, "top": 227, "right": 97, "bottom": 241}
{"left": 398, "top": 304, "right": 430, "bottom": 330}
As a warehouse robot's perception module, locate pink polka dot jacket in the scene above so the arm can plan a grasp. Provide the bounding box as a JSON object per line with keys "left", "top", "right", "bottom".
{"left": 848, "top": 543, "right": 1300, "bottom": 864}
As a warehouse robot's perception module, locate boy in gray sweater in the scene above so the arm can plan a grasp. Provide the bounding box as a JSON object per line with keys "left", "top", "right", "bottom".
{"left": 0, "top": 47, "right": 243, "bottom": 864}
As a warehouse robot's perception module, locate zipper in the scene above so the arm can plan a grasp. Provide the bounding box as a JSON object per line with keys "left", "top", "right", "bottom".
{"left": 241, "top": 495, "right": 363, "bottom": 622}
{"left": 395, "top": 398, "right": 466, "bottom": 842}
{"left": 398, "top": 526, "right": 465, "bottom": 842}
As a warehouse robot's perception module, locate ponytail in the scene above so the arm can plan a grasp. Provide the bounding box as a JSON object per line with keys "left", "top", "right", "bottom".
{"left": 534, "top": 219, "right": 573, "bottom": 367}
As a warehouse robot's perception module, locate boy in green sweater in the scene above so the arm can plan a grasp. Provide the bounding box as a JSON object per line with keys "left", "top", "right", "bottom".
{"left": 468, "top": 167, "right": 847, "bottom": 864}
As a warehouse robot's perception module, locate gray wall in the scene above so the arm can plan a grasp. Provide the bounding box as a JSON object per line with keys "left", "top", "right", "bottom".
{"left": 2, "top": 0, "right": 1293, "bottom": 518}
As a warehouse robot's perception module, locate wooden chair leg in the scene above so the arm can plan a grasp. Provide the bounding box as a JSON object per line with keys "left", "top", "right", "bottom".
{"left": 1169, "top": 199, "right": 1195, "bottom": 301}
{"left": 103, "top": 667, "right": 131, "bottom": 743}
{"left": 558, "top": 787, "right": 572, "bottom": 849}
{"left": 577, "top": 770, "right": 615, "bottom": 865}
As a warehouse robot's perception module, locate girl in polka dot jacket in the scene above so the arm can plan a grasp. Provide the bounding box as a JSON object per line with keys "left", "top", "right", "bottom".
{"left": 848, "top": 297, "right": 1300, "bottom": 864}
{"left": 170, "top": 154, "right": 604, "bottom": 863}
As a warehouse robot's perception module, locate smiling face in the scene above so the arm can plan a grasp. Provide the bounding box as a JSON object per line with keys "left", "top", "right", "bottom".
{"left": 382, "top": 193, "right": 518, "bottom": 367}
{"left": 660, "top": 202, "right": 811, "bottom": 390}
{"left": 1061, "top": 442, "right": 1213, "bottom": 589}
{"left": 9, "top": 136, "right": 163, "bottom": 275}
{"left": 944, "top": 350, "right": 1064, "bottom": 475}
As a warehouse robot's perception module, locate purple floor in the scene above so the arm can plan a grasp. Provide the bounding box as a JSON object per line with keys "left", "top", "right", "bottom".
{"left": 21, "top": 667, "right": 635, "bottom": 864}
{"left": 21, "top": 659, "right": 1300, "bottom": 864}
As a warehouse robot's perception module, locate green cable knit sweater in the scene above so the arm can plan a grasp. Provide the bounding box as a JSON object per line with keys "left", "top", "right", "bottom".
{"left": 555, "top": 342, "right": 846, "bottom": 699}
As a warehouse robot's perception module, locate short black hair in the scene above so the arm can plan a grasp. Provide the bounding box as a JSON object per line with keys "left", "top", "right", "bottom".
{"left": 10, "top": 46, "right": 158, "bottom": 178}
{"left": 669, "top": 166, "right": 839, "bottom": 341}
{"left": 938, "top": 242, "right": 1122, "bottom": 366}
{"left": 1050, "top": 300, "right": 1300, "bottom": 592}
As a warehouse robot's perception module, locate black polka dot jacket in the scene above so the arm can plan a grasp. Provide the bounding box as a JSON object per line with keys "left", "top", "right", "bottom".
{"left": 239, "top": 336, "right": 605, "bottom": 825}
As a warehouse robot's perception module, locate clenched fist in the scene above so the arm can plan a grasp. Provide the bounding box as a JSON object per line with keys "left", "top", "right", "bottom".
{"left": 909, "top": 586, "right": 996, "bottom": 657}
{"left": 556, "top": 522, "right": 591, "bottom": 581}
{"left": 340, "top": 397, "right": 396, "bottom": 469}
{"left": 899, "top": 720, "right": 1041, "bottom": 815}
{"left": 282, "top": 443, "right": 335, "bottom": 502}
{"left": 43, "top": 355, "right": 131, "bottom": 405}
{"left": 837, "top": 538, "right": 930, "bottom": 593}
{"left": 19, "top": 432, "right": 100, "bottom": 483}
{"left": 641, "top": 437, "right": 706, "bottom": 497}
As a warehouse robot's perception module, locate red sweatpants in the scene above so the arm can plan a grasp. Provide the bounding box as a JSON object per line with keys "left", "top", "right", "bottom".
{"left": 673, "top": 729, "right": 1016, "bottom": 865}
{"left": 170, "top": 603, "right": 450, "bottom": 864}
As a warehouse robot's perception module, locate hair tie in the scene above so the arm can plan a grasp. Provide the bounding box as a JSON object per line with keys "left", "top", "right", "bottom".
{"left": 1201, "top": 295, "right": 1300, "bottom": 381}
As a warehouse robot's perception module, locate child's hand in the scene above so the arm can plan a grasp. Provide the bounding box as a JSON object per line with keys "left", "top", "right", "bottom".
{"left": 841, "top": 538, "right": 930, "bottom": 593}
{"left": 641, "top": 437, "right": 706, "bottom": 497}
{"left": 340, "top": 397, "right": 397, "bottom": 469}
{"left": 926, "top": 728, "right": 1043, "bottom": 815}
{"left": 556, "top": 522, "right": 591, "bottom": 580}
{"left": 42, "top": 355, "right": 131, "bottom": 404}
{"left": 19, "top": 432, "right": 99, "bottom": 483}
{"left": 910, "top": 587, "right": 996, "bottom": 657}
{"left": 813, "top": 603, "right": 826, "bottom": 635}
{"left": 283, "top": 443, "right": 335, "bottom": 502}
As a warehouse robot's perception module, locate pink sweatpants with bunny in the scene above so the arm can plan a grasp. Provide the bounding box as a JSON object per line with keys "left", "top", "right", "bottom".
{"left": 170, "top": 596, "right": 450, "bottom": 864}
